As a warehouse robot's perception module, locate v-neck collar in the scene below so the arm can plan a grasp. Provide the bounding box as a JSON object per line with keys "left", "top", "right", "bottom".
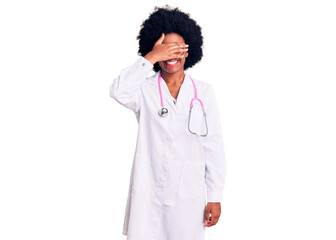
{"left": 158, "top": 71, "right": 189, "bottom": 113}
{"left": 149, "top": 70, "right": 199, "bottom": 114}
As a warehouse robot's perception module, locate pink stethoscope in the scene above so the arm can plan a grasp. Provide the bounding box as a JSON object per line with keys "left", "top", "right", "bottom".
{"left": 157, "top": 71, "right": 208, "bottom": 137}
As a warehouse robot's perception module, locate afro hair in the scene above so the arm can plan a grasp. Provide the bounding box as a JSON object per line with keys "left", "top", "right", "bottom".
{"left": 136, "top": 5, "right": 204, "bottom": 72}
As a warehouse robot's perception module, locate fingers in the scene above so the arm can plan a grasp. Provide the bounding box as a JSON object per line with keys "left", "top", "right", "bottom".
{"left": 168, "top": 42, "right": 188, "bottom": 47}
{"left": 204, "top": 205, "right": 221, "bottom": 227}
{"left": 177, "top": 51, "right": 188, "bottom": 59}
{"left": 205, "top": 214, "right": 212, "bottom": 227}
{"left": 153, "top": 41, "right": 188, "bottom": 61}
{"left": 204, "top": 205, "right": 211, "bottom": 226}
{"left": 169, "top": 43, "right": 188, "bottom": 52}
{"left": 171, "top": 44, "right": 188, "bottom": 58}
{"left": 208, "top": 212, "right": 220, "bottom": 227}
{"left": 166, "top": 48, "right": 187, "bottom": 60}
{"left": 205, "top": 213, "right": 220, "bottom": 227}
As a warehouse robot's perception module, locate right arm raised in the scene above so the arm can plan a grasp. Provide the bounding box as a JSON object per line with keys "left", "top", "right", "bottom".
{"left": 110, "top": 33, "right": 188, "bottom": 112}
{"left": 109, "top": 56, "right": 153, "bottom": 113}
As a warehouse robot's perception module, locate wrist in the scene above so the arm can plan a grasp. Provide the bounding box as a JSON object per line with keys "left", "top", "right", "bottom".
{"left": 144, "top": 52, "right": 158, "bottom": 65}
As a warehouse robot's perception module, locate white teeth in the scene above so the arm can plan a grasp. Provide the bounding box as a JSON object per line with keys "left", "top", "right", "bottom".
{"left": 166, "top": 60, "right": 178, "bottom": 65}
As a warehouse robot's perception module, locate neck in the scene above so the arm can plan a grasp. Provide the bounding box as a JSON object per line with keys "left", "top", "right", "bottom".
{"left": 161, "top": 70, "right": 185, "bottom": 86}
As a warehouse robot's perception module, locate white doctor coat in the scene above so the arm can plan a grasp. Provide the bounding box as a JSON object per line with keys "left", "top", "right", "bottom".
{"left": 110, "top": 56, "right": 226, "bottom": 240}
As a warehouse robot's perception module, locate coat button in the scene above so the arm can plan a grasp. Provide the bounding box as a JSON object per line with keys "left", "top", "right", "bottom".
{"left": 142, "top": 62, "right": 145, "bottom": 66}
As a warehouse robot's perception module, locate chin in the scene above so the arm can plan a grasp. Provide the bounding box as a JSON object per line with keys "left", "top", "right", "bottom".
{"left": 160, "top": 66, "right": 184, "bottom": 74}
{"left": 163, "top": 68, "right": 181, "bottom": 74}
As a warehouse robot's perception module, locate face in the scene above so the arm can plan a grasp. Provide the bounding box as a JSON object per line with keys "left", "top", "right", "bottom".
{"left": 158, "top": 33, "right": 189, "bottom": 74}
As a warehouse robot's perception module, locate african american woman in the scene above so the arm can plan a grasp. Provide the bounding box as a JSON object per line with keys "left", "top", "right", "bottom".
{"left": 110, "top": 5, "right": 227, "bottom": 240}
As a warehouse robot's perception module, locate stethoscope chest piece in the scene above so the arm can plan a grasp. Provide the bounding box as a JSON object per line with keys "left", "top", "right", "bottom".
{"left": 156, "top": 72, "right": 208, "bottom": 137}
{"left": 158, "top": 107, "right": 168, "bottom": 118}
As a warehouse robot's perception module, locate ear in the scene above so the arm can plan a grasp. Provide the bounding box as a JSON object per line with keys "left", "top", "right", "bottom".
{"left": 185, "top": 52, "right": 189, "bottom": 58}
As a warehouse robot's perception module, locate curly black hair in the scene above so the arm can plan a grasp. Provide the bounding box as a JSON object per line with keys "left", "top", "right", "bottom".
{"left": 136, "top": 5, "right": 204, "bottom": 72}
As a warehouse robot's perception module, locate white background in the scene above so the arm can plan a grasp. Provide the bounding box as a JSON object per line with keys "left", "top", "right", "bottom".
{"left": 1, "top": 0, "right": 335, "bottom": 239}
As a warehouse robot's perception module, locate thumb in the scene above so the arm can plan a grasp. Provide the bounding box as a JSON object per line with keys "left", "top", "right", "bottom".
{"left": 204, "top": 205, "right": 210, "bottom": 223}
{"left": 154, "top": 33, "right": 165, "bottom": 46}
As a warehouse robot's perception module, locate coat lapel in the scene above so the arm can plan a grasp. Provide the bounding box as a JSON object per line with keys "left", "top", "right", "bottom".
{"left": 160, "top": 75, "right": 178, "bottom": 112}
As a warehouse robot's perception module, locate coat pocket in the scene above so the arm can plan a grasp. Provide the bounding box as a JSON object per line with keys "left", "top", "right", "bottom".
{"left": 131, "top": 153, "right": 150, "bottom": 193}
{"left": 178, "top": 161, "right": 205, "bottom": 198}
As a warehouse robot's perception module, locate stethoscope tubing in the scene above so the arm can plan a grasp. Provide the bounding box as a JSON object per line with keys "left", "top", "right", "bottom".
{"left": 158, "top": 72, "right": 205, "bottom": 111}
{"left": 157, "top": 71, "right": 208, "bottom": 137}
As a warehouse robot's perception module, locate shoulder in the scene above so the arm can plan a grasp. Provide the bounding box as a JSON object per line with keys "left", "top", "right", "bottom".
{"left": 188, "top": 76, "right": 218, "bottom": 111}
{"left": 188, "top": 76, "right": 214, "bottom": 96}
{"left": 188, "top": 76, "right": 211, "bottom": 88}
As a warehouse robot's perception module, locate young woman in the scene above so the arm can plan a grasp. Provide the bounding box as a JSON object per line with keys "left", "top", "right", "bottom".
{"left": 110, "top": 5, "right": 227, "bottom": 240}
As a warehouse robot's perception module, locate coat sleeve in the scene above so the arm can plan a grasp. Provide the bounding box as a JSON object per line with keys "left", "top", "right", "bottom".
{"left": 203, "top": 84, "right": 227, "bottom": 203}
{"left": 109, "top": 56, "right": 153, "bottom": 112}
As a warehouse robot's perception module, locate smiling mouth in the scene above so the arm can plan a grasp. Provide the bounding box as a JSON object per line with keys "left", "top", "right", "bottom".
{"left": 164, "top": 59, "right": 180, "bottom": 66}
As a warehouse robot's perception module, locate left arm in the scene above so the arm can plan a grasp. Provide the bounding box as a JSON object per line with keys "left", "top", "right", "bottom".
{"left": 202, "top": 84, "right": 227, "bottom": 226}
